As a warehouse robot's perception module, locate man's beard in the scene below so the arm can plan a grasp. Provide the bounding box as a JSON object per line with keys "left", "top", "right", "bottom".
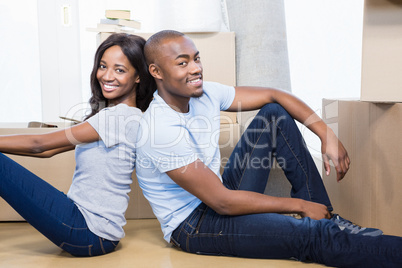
{"left": 191, "top": 90, "right": 204, "bottom": 98}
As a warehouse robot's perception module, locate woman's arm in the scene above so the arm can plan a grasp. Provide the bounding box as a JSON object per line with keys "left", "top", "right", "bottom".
{"left": 167, "top": 159, "right": 331, "bottom": 220}
{"left": 9, "top": 145, "right": 76, "bottom": 158}
{"left": 0, "top": 122, "right": 100, "bottom": 158}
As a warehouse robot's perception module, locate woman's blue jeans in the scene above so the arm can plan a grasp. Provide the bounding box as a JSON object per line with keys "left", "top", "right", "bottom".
{"left": 0, "top": 153, "right": 118, "bottom": 257}
{"left": 171, "top": 103, "right": 402, "bottom": 267}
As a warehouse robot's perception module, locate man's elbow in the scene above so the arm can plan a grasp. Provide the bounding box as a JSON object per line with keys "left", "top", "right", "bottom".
{"left": 211, "top": 199, "right": 238, "bottom": 216}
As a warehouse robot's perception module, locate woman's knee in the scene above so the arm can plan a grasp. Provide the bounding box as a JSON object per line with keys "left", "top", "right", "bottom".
{"left": 60, "top": 238, "right": 119, "bottom": 257}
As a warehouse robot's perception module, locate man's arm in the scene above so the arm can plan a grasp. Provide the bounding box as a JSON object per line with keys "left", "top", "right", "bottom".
{"left": 227, "top": 86, "right": 350, "bottom": 182}
{"left": 167, "top": 159, "right": 331, "bottom": 220}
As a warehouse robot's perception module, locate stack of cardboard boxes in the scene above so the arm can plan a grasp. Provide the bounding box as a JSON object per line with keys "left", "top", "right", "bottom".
{"left": 322, "top": 0, "right": 402, "bottom": 236}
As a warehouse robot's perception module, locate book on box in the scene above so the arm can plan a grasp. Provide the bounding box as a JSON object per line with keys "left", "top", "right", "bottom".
{"left": 105, "top": 10, "right": 130, "bottom": 20}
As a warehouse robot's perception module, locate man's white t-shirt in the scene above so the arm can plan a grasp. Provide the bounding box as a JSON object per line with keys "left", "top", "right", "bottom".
{"left": 136, "top": 81, "right": 235, "bottom": 242}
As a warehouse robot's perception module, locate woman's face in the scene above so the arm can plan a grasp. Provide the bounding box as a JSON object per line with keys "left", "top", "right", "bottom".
{"left": 96, "top": 45, "right": 139, "bottom": 107}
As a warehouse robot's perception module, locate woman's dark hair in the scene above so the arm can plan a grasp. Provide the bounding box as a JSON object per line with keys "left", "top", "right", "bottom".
{"left": 85, "top": 33, "right": 156, "bottom": 120}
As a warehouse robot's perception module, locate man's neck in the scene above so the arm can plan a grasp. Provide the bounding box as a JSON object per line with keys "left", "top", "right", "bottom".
{"left": 158, "top": 91, "right": 190, "bottom": 113}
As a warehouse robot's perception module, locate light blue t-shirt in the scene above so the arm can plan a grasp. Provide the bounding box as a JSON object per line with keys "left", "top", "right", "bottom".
{"left": 67, "top": 103, "right": 142, "bottom": 241}
{"left": 136, "top": 81, "right": 235, "bottom": 242}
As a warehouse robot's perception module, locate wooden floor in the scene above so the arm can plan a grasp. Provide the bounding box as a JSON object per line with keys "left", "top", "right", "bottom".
{"left": 0, "top": 219, "right": 326, "bottom": 267}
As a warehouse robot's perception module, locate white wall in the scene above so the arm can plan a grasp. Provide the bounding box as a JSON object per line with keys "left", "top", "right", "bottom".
{"left": 37, "top": 0, "right": 83, "bottom": 122}
{"left": 284, "top": 0, "right": 364, "bottom": 155}
{"left": 0, "top": 0, "right": 42, "bottom": 122}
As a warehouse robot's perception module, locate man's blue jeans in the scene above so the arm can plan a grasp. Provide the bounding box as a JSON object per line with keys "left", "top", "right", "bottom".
{"left": 171, "top": 103, "right": 402, "bottom": 267}
{"left": 0, "top": 153, "right": 118, "bottom": 256}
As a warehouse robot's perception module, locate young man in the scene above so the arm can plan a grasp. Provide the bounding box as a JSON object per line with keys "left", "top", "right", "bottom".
{"left": 136, "top": 30, "right": 402, "bottom": 267}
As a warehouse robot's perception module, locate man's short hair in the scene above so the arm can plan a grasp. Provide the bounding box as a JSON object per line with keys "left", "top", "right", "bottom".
{"left": 144, "top": 30, "right": 185, "bottom": 65}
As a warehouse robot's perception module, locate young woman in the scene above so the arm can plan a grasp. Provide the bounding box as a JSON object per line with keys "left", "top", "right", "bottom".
{"left": 0, "top": 33, "right": 155, "bottom": 257}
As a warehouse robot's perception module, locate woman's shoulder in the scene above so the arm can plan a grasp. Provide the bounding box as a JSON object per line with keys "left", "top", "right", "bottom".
{"left": 107, "top": 103, "right": 142, "bottom": 115}
{"left": 87, "top": 103, "right": 143, "bottom": 133}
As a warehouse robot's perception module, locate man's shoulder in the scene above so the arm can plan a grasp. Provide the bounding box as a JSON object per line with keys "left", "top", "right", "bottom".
{"left": 202, "top": 81, "right": 235, "bottom": 98}
{"left": 202, "top": 81, "right": 226, "bottom": 91}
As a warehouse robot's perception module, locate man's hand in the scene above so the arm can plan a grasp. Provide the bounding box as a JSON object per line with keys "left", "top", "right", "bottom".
{"left": 299, "top": 200, "right": 331, "bottom": 220}
{"left": 321, "top": 129, "right": 351, "bottom": 182}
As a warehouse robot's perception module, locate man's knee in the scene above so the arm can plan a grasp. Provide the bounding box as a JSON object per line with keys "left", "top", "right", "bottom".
{"left": 260, "top": 103, "right": 286, "bottom": 114}
{"left": 257, "top": 103, "right": 291, "bottom": 123}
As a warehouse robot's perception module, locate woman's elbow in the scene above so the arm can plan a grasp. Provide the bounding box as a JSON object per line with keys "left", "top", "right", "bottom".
{"left": 35, "top": 151, "right": 55, "bottom": 158}
{"left": 29, "top": 138, "right": 47, "bottom": 155}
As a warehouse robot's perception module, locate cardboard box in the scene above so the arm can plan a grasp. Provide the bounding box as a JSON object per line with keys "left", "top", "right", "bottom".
{"left": 361, "top": 0, "right": 402, "bottom": 102}
{"left": 322, "top": 99, "right": 402, "bottom": 236}
{"left": 0, "top": 127, "right": 76, "bottom": 221}
{"left": 0, "top": 123, "right": 240, "bottom": 220}
{"left": 98, "top": 32, "right": 237, "bottom": 123}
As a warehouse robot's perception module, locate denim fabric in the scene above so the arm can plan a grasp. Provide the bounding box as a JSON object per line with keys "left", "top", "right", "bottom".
{"left": 0, "top": 153, "right": 118, "bottom": 257}
{"left": 171, "top": 103, "right": 402, "bottom": 267}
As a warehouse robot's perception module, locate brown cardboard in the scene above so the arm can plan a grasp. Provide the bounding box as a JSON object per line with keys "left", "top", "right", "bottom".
{"left": 126, "top": 175, "right": 154, "bottom": 219}
{"left": 0, "top": 123, "right": 240, "bottom": 220}
{"left": 361, "top": 0, "right": 402, "bottom": 102}
{"left": 322, "top": 99, "right": 402, "bottom": 236}
{"left": 218, "top": 123, "right": 241, "bottom": 173}
{"left": 0, "top": 128, "right": 76, "bottom": 221}
{"left": 98, "top": 32, "right": 237, "bottom": 123}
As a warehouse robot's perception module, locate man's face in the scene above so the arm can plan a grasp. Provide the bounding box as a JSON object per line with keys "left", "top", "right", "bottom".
{"left": 153, "top": 36, "right": 204, "bottom": 106}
